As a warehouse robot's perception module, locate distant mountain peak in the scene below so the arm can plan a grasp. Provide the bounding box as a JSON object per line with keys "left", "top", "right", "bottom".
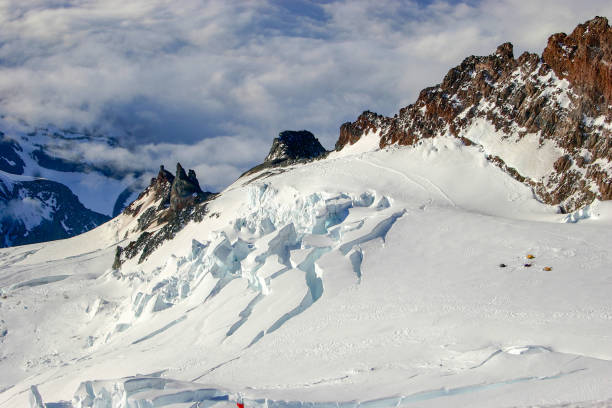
{"left": 0, "top": 171, "right": 109, "bottom": 247}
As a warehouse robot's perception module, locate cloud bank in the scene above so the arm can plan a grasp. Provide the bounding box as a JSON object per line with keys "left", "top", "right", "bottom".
{"left": 0, "top": 0, "right": 611, "bottom": 190}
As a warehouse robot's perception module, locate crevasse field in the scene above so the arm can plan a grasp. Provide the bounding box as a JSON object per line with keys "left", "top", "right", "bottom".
{"left": 1, "top": 132, "right": 612, "bottom": 407}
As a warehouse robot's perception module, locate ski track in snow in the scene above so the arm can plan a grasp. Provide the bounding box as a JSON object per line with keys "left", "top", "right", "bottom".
{"left": 356, "top": 157, "right": 456, "bottom": 208}
{"left": 12, "top": 275, "right": 69, "bottom": 289}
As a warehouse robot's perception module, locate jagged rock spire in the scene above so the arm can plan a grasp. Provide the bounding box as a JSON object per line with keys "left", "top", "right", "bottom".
{"left": 156, "top": 165, "right": 175, "bottom": 184}
{"left": 170, "top": 163, "right": 205, "bottom": 210}
{"left": 119, "top": 162, "right": 215, "bottom": 265}
{"left": 495, "top": 42, "right": 514, "bottom": 60}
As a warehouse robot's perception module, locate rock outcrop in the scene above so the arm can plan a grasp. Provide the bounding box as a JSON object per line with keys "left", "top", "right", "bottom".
{"left": 117, "top": 164, "right": 215, "bottom": 266}
{"left": 542, "top": 16, "right": 612, "bottom": 111}
{"left": 0, "top": 134, "right": 25, "bottom": 175}
{"left": 242, "top": 130, "right": 328, "bottom": 178}
{"left": 170, "top": 163, "right": 205, "bottom": 211}
{"left": 335, "top": 17, "right": 612, "bottom": 212}
{"left": 265, "top": 130, "right": 326, "bottom": 164}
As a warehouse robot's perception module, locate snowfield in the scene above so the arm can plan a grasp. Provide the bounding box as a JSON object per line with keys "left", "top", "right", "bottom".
{"left": 1, "top": 134, "right": 612, "bottom": 407}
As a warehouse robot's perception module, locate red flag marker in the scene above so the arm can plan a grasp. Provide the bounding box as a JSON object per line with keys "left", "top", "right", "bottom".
{"left": 237, "top": 403, "right": 245, "bottom": 408}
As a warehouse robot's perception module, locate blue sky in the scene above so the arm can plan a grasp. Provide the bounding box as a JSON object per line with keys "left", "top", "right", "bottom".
{"left": 0, "top": 0, "right": 611, "bottom": 190}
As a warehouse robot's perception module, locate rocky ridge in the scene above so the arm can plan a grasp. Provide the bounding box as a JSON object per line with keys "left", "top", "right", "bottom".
{"left": 115, "top": 164, "right": 215, "bottom": 266}
{"left": 336, "top": 17, "right": 612, "bottom": 212}
{"left": 112, "top": 17, "right": 611, "bottom": 266}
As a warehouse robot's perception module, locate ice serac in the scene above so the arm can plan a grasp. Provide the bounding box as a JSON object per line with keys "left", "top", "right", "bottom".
{"left": 335, "top": 17, "right": 612, "bottom": 212}
{"left": 5, "top": 17, "right": 612, "bottom": 408}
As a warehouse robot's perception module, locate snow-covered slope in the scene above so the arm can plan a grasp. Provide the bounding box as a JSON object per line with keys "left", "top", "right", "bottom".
{"left": 1, "top": 133, "right": 612, "bottom": 408}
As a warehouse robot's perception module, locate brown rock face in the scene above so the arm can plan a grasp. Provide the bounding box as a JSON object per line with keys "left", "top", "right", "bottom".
{"left": 336, "top": 111, "right": 389, "bottom": 150}
{"left": 335, "top": 17, "right": 612, "bottom": 212}
{"left": 123, "top": 165, "right": 175, "bottom": 217}
{"left": 554, "top": 155, "right": 573, "bottom": 173}
{"left": 542, "top": 16, "right": 612, "bottom": 112}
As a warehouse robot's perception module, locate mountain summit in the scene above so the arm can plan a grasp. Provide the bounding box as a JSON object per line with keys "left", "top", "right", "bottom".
{"left": 241, "top": 129, "right": 328, "bottom": 179}
{"left": 336, "top": 16, "right": 612, "bottom": 212}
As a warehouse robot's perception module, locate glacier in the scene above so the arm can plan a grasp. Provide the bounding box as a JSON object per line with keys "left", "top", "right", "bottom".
{"left": 1, "top": 135, "right": 612, "bottom": 407}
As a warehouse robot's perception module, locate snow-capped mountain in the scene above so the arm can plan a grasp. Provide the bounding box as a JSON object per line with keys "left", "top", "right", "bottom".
{"left": 1, "top": 17, "right": 612, "bottom": 408}
{"left": 0, "top": 116, "right": 145, "bottom": 247}
{"left": 337, "top": 16, "right": 612, "bottom": 213}
{"left": 0, "top": 171, "right": 110, "bottom": 247}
